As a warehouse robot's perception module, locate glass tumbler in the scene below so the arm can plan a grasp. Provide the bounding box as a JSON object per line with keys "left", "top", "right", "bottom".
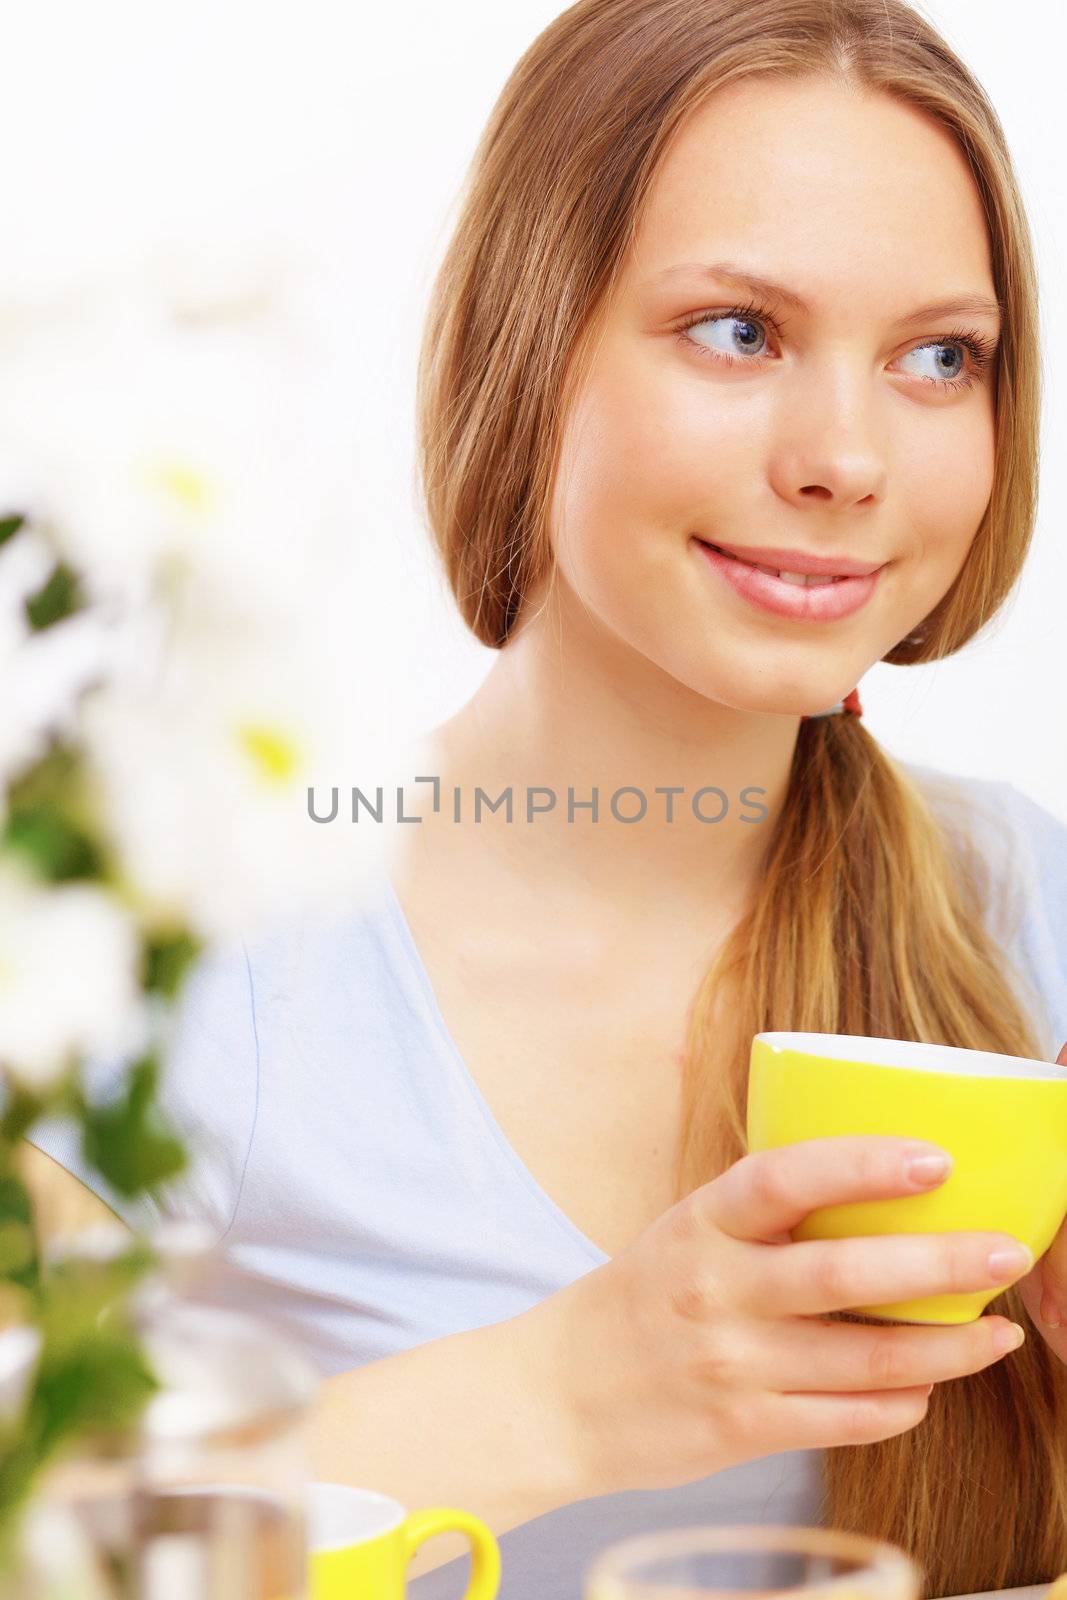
{"left": 584, "top": 1525, "right": 922, "bottom": 1600}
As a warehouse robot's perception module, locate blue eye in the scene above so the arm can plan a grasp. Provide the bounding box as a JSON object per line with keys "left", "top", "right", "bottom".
{"left": 897, "top": 343, "right": 966, "bottom": 383}
{"left": 685, "top": 313, "right": 768, "bottom": 359}
{"left": 672, "top": 299, "right": 997, "bottom": 394}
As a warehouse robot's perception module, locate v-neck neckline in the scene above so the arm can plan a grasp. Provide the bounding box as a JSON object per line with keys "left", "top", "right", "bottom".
{"left": 371, "top": 861, "right": 612, "bottom": 1267}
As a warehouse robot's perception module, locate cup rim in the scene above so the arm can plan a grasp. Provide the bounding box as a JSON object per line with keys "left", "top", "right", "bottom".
{"left": 307, "top": 1482, "right": 405, "bottom": 1551}
{"left": 755, "top": 1031, "right": 1067, "bottom": 1082}
{"left": 584, "top": 1522, "right": 920, "bottom": 1590}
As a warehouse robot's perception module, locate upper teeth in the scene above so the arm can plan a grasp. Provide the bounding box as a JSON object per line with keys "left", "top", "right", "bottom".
{"left": 715, "top": 547, "right": 841, "bottom": 585}
{"left": 763, "top": 567, "right": 838, "bottom": 587}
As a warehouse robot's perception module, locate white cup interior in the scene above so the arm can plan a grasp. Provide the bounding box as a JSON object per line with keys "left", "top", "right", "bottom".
{"left": 306, "top": 1483, "right": 403, "bottom": 1552}
{"left": 756, "top": 1031, "right": 1067, "bottom": 1081}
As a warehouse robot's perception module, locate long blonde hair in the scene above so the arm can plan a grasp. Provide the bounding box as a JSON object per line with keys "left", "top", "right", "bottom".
{"left": 414, "top": 2, "right": 1065, "bottom": 1591}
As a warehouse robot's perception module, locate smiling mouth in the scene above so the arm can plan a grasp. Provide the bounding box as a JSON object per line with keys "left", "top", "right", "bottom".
{"left": 700, "top": 543, "right": 851, "bottom": 586}
{"left": 693, "top": 537, "right": 885, "bottom": 623}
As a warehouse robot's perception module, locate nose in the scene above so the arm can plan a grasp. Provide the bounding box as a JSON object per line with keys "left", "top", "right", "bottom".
{"left": 768, "top": 360, "right": 889, "bottom": 510}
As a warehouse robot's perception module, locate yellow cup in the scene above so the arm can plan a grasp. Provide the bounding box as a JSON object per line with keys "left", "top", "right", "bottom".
{"left": 746, "top": 1030, "right": 1067, "bottom": 1323}
{"left": 307, "top": 1483, "right": 501, "bottom": 1599}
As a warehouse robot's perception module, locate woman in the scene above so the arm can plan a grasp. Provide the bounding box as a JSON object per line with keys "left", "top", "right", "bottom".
{"left": 24, "top": 0, "right": 1067, "bottom": 1594}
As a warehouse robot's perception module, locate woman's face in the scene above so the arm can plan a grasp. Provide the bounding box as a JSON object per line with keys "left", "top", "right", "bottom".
{"left": 545, "top": 74, "right": 1001, "bottom": 715}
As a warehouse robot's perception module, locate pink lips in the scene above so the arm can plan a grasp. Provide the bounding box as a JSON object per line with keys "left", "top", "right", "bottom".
{"left": 695, "top": 539, "right": 885, "bottom": 622}
{"left": 708, "top": 541, "right": 885, "bottom": 579}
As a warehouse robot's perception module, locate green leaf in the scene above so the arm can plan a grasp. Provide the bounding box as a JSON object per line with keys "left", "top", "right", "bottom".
{"left": 0, "top": 1224, "right": 34, "bottom": 1278}
{"left": 3, "top": 740, "right": 81, "bottom": 807}
{"left": 81, "top": 1053, "right": 187, "bottom": 1198}
{"left": 0, "top": 1082, "right": 44, "bottom": 1147}
{"left": 35, "top": 1328, "right": 157, "bottom": 1448}
{"left": 0, "top": 514, "right": 24, "bottom": 549}
{"left": 23, "top": 562, "right": 85, "bottom": 631}
{"left": 1, "top": 740, "right": 109, "bottom": 883}
{"left": 37, "top": 1250, "right": 155, "bottom": 1361}
{"left": 0, "top": 1173, "right": 39, "bottom": 1293}
{"left": 0, "top": 1318, "right": 158, "bottom": 1514}
{"left": 142, "top": 929, "right": 203, "bottom": 1001}
{"left": 1, "top": 807, "right": 104, "bottom": 882}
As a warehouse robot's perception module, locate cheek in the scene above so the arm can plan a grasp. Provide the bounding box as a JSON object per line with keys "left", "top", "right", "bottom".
{"left": 551, "top": 355, "right": 757, "bottom": 592}
{"left": 902, "top": 401, "right": 996, "bottom": 571}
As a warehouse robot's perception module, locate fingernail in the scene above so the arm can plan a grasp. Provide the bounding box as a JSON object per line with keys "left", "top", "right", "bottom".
{"left": 906, "top": 1151, "right": 953, "bottom": 1186}
{"left": 988, "top": 1243, "right": 1034, "bottom": 1281}
{"left": 994, "top": 1322, "right": 1026, "bottom": 1354}
{"left": 1041, "top": 1290, "right": 1063, "bottom": 1329}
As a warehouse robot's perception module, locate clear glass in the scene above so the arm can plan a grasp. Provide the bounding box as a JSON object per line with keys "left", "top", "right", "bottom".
{"left": 3, "top": 1292, "right": 316, "bottom": 1600}
{"left": 584, "top": 1525, "right": 923, "bottom": 1600}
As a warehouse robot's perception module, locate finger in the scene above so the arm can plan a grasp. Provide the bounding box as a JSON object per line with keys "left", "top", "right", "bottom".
{"left": 772, "top": 1385, "right": 936, "bottom": 1449}
{"left": 706, "top": 1136, "right": 954, "bottom": 1242}
{"left": 765, "top": 1312, "right": 1024, "bottom": 1393}
{"left": 744, "top": 1228, "right": 1034, "bottom": 1318}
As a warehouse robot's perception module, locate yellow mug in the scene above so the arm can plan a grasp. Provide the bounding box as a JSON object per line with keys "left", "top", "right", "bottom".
{"left": 746, "top": 1030, "right": 1067, "bottom": 1324}
{"left": 307, "top": 1482, "right": 501, "bottom": 1599}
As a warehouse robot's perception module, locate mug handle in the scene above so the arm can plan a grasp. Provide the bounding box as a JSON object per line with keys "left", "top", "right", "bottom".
{"left": 401, "top": 1507, "right": 501, "bottom": 1599}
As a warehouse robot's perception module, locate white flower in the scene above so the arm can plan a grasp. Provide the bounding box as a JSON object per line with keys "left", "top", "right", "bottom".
{"left": 0, "top": 1325, "right": 41, "bottom": 1425}
{"left": 0, "top": 522, "right": 116, "bottom": 797}
{"left": 0, "top": 525, "right": 54, "bottom": 790}
{"left": 0, "top": 248, "right": 359, "bottom": 621}
{"left": 0, "top": 218, "right": 390, "bottom": 942}
{"left": 78, "top": 583, "right": 395, "bottom": 941}
{"left": 0, "top": 860, "right": 147, "bottom": 1090}
{"left": 18, "top": 1492, "right": 117, "bottom": 1600}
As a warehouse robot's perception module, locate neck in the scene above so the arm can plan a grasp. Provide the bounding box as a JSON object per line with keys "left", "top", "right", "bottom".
{"left": 411, "top": 577, "right": 801, "bottom": 919}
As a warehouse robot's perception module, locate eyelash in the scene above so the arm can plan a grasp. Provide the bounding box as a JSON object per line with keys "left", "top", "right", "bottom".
{"left": 672, "top": 295, "right": 998, "bottom": 392}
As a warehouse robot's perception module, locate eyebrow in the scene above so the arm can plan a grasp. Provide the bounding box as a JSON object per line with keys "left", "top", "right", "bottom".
{"left": 643, "top": 260, "right": 1003, "bottom": 328}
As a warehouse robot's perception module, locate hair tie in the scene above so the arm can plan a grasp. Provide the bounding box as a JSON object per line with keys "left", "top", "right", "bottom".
{"left": 800, "top": 686, "right": 863, "bottom": 721}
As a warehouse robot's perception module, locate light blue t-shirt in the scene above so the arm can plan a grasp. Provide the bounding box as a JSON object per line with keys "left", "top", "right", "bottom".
{"left": 29, "top": 762, "right": 1067, "bottom": 1599}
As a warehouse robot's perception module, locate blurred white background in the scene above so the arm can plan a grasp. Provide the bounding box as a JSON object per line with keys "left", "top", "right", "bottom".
{"left": 4, "top": 0, "right": 1063, "bottom": 818}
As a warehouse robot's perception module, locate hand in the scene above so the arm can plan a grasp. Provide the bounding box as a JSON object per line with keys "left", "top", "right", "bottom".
{"left": 1016, "top": 1040, "right": 1067, "bottom": 1357}
{"left": 539, "top": 1134, "right": 1031, "bottom": 1499}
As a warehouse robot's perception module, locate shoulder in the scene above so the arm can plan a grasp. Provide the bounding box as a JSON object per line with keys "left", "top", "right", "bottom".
{"left": 25, "top": 931, "right": 262, "bottom": 1238}
{"left": 897, "top": 757, "right": 1067, "bottom": 890}
{"left": 17, "top": 1140, "right": 129, "bottom": 1246}
{"left": 897, "top": 758, "right": 1067, "bottom": 1054}
{"left": 25, "top": 865, "right": 406, "bottom": 1243}
{"left": 160, "top": 868, "right": 405, "bottom": 1202}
